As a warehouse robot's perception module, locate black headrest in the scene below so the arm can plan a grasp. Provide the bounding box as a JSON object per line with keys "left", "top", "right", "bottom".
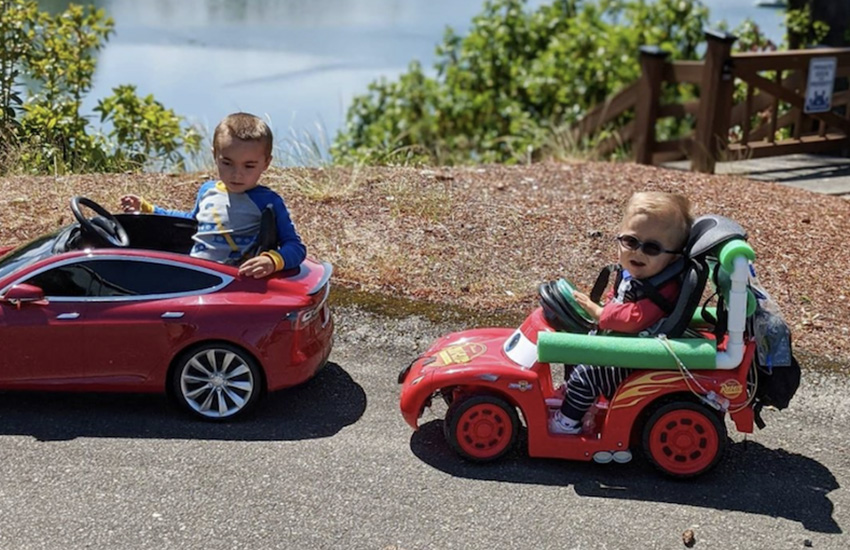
{"left": 687, "top": 215, "right": 747, "bottom": 258}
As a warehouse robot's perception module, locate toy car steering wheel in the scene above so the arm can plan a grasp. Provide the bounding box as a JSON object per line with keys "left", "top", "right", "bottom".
{"left": 538, "top": 277, "right": 596, "bottom": 333}
{"left": 555, "top": 278, "right": 595, "bottom": 323}
{"left": 70, "top": 196, "right": 130, "bottom": 248}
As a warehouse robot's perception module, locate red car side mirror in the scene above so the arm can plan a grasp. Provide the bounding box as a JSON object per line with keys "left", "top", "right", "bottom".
{"left": 2, "top": 283, "right": 47, "bottom": 307}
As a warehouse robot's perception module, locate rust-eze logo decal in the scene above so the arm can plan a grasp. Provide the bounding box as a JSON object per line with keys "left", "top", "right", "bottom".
{"left": 719, "top": 379, "right": 743, "bottom": 399}
{"left": 508, "top": 380, "right": 533, "bottom": 392}
{"left": 434, "top": 343, "right": 486, "bottom": 367}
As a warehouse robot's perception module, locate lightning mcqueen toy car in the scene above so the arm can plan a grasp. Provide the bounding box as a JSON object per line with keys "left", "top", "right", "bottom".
{"left": 399, "top": 215, "right": 799, "bottom": 478}
{"left": 0, "top": 197, "right": 333, "bottom": 421}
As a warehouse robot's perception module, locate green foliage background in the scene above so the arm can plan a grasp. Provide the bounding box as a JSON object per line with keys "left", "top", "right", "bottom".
{"left": 331, "top": 0, "right": 832, "bottom": 166}
{"left": 0, "top": 0, "right": 836, "bottom": 173}
{"left": 0, "top": 0, "right": 200, "bottom": 175}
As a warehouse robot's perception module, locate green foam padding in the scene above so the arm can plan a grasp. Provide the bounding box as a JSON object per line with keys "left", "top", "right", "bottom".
{"left": 537, "top": 332, "right": 718, "bottom": 370}
{"left": 718, "top": 239, "right": 755, "bottom": 272}
{"left": 690, "top": 307, "right": 716, "bottom": 327}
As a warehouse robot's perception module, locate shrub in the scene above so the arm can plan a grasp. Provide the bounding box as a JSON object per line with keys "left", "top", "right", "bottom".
{"left": 331, "top": 0, "right": 710, "bottom": 166}
{"left": 0, "top": 0, "right": 200, "bottom": 174}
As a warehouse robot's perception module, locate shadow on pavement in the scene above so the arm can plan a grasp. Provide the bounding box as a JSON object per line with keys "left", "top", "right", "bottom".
{"left": 0, "top": 362, "right": 366, "bottom": 442}
{"left": 410, "top": 420, "right": 841, "bottom": 534}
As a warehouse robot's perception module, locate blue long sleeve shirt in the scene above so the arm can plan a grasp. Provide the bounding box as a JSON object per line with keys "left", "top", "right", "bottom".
{"left": 150, "top": 181, "right": 306, "bottom": 269}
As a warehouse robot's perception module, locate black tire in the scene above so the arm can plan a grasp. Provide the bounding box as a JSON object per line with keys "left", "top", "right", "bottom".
{"left": 445, "top": 394, "right": 519, "bottom": 462}
{"left": 641, "top": 401, "right": 727, "bottom": 479}
{"left": 171, "top": 343, "right": 263, "bottom": 422}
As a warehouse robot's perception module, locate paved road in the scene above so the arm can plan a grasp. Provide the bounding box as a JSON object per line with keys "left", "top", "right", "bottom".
{"left": 0, "top": 307, "right": 847, "bottom": 550}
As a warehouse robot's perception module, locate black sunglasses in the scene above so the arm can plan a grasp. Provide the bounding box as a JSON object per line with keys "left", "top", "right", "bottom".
{"left": 616, "top": 234, "right": 681, "bottom": 257}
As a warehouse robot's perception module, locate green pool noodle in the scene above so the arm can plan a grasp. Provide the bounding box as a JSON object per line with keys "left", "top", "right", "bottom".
{"left": 712, "top": 239, "right": 758, "bottom": 317}
{"left": 718, "top": 239, "right": 755, "bottom": 272}
{"left": 537, "top": 332, "right": 718, "bottom": 370}
{"left": 690, "top": 307, "right": 716, "bottom": 327}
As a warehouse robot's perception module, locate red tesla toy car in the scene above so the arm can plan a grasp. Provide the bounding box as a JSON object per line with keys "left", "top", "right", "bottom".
{"left": 0, "top": 197, "right": 333, "bottom": 421}
{"left": 399, "top": 215, "right": 799, "bottom": 478}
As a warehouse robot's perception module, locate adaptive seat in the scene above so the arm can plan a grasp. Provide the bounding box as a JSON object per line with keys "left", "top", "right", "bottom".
{"left": 539, "top": 214, "right": 749, "bottom": 339}
{"left": 537, "top": 215, "right": 756, "bottom": 371}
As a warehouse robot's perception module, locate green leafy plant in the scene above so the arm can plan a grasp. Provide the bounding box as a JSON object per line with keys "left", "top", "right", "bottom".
{"left": 0, "top": 0, "right": 200, "bottom": 174}
{"left": 94, "top": 84, "right": 203, "bottom": 172}
{"left": 786, "top": 5, "right": 830, "bottom": 50}
{"left": 332, "top": 0, "right": 710, "bottom": 166}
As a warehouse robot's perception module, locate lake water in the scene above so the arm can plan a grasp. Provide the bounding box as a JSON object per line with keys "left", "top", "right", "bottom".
{"left": 41, "top": 0, "right": 786, "bottom": 163}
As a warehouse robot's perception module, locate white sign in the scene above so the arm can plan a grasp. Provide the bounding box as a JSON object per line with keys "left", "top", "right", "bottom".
{"left": 804, "top": 56, "right": 837, "bottom": 114}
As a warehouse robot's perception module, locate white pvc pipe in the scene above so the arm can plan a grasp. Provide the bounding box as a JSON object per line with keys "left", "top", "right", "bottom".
{"left": 716, "top": 255, "right": 749, "bottom": 369}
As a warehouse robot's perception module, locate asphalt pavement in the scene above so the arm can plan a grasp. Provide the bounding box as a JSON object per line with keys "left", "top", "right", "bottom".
{"left": 0, "top": 306, "right": 847, "bottom": 550}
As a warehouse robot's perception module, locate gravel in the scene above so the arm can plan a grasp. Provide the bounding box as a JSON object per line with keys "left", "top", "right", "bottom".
{"left": 1, "top": 161, "right": 847, "bottom": 368}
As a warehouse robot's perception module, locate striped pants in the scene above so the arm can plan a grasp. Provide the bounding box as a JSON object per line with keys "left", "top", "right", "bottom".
{"left": 560, "top": 364, "right": 631, "bottom": 421}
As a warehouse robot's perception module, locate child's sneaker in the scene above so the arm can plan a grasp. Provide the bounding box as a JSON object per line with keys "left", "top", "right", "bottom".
{"left": 549, "top": 411, "right": 582, "bottom": 435}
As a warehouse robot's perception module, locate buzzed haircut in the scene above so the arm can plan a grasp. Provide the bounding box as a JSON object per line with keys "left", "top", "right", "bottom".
{"left": 213, "top": 112, "right": 273, "bottom": 157}
{"left": 622, "top": 191, "right": 693, "bottom": 250}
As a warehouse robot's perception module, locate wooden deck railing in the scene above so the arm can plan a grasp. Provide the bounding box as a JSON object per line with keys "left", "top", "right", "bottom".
{"left": 576, "top": 30, "right": 850, "bottom": 173}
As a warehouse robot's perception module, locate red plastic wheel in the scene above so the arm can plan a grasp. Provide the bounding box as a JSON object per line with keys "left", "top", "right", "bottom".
{"left": 642, "top": 401, "right": 727, "bottom": 479}
{"left": 446, "top": 395, "right": 519, "bottom": 462}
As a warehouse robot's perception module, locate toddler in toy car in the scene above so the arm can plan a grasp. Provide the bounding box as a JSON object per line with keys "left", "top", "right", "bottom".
{"left": 550, "top": 191, "right": 692, "bottom": 434}
{"left": 120, "top": 112, "right": 305, "bottom": 279}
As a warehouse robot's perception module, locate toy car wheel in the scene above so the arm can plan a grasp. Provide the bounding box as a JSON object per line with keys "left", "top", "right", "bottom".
{"left": 171, "top": 343, "right": 263, "bottom": 422}
{"left": 445, "top": 395, "right": 519, "bottom": 462}
{"left": 642, "top": 401, "right": 727, "bottom": 479}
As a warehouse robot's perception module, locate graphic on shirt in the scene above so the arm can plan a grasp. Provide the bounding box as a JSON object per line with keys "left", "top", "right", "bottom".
{"left": 191, "top": 183, "right": 262, "bottom": 263}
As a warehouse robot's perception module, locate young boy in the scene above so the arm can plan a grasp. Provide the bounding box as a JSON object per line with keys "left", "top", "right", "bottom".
{"left": 121, "top": 112, "right": 305, "bottom": 279}
{"left": 550, "top": 191, "right": 693, "bottom": 434}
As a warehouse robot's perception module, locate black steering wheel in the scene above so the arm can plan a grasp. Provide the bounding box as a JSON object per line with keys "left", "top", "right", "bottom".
{"left": 538, "top": 278, "right": 596, "bottom": 334}
{"left": 70, "top": 196, "right": 130, "bottom": 248}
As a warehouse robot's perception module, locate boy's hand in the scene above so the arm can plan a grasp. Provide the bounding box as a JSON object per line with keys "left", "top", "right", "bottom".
{"left": 239, "top": 255, "right": 276, "bottom": 279}
{"left": 120, "top": 194, "right": 143, "bottom": 212}
{"left": 572, "top": 290, "right": 603, "bottom": 320}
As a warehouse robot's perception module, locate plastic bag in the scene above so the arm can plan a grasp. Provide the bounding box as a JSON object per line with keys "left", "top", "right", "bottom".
{"left": 748, "top": 264, "right": 793, "bottom": 370}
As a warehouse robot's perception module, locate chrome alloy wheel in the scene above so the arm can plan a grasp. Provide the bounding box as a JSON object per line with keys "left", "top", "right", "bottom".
{"left": 175, "top": 345, "right": 261, "bottom": 421}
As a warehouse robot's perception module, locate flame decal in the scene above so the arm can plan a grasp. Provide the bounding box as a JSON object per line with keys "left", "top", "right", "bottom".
{"left": 611, "top": 371, "right": 686, "bottom": 410}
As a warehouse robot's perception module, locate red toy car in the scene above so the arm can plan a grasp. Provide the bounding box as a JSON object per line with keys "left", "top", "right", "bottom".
{"left": 0, "top": 197, "right": 333, "bottom": 421}
{"left": 399, "top": 216, "right": 798, "bottom": 478}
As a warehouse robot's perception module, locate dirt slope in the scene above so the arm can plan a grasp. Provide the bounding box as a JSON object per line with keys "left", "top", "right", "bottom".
{"left": 2, "top": 161, "right": 847, "bottom": 367}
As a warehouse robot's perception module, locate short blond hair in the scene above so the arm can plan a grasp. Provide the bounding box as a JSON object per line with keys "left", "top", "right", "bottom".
{"left": 622, "top": 191, "right": 693, "bottom": 250}
{"left": 213, "top": 112, "right": 273, "bottom": 157}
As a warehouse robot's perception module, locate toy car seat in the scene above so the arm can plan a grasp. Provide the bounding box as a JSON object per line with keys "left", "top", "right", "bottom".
{"left": 654, "top": 215, "right": 748, "bottom": 337}
{"left": 539, "top": 215, "right": 748, "bottom": 338}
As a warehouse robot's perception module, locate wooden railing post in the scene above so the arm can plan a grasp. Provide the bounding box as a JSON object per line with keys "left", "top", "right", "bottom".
{"left": 692, "top": 29, "right": 737, "bottom": 174}
{"left": 634, "top": 46, "right": 669, "bottom": 165}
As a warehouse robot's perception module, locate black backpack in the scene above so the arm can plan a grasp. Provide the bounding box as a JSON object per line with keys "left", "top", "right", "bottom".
{"left": 747, "top": 272, "right": 801, "bottom": 427}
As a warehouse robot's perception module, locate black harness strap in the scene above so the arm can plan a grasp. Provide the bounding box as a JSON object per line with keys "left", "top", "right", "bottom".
{"left": 590, "top": 258, "right": 685, "bottom": 316}
{"left": 590, "top": 264, "right": 619, "bottom": 304}
{"left": 632, "top": 279, "right": 676, "bottom": 315}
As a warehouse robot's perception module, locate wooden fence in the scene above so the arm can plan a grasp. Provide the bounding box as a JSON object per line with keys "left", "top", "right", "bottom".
{"left": 576, "top": 30, "right": 850, "bottom": 173}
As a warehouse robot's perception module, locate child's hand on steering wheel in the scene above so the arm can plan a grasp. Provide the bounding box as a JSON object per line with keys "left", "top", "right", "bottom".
{"left": 572, "top": 290, "right": 603, "bottom": 321}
